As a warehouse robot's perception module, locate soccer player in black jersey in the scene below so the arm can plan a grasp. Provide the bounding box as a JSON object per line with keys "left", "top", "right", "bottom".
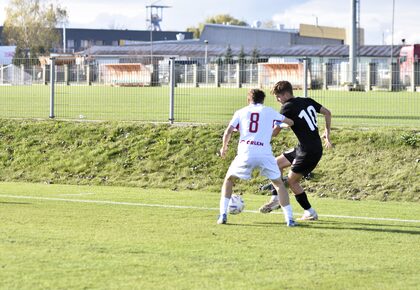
{"left": 259, "top": 80, "right": 332, "bottom": 220}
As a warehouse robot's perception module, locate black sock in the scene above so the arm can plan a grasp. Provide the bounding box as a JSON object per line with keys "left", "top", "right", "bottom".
{"left": 271, "top": 188, "right": 278, "bottom": 196}
{"left": 295, "top": 192, "right": 311, "bottom": 210}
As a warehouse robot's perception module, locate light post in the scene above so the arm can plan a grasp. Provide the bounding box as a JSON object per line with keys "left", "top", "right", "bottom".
{"left": 62, "top": 22, "right": 66, "bottom": 53}
{"left": 204, "top": 40, "right": 209, "bottom": 84}
{"left": 390, "top": 0, "right": 395, "bottom": 65}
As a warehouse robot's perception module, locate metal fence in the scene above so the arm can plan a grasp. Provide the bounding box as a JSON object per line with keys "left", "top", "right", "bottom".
{"left": 0, "top": 56, "right": 419, "bottom": 126}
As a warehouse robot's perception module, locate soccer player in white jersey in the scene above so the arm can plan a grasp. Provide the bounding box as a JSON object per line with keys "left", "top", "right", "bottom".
{"left": 218, "top": 89, "right": 297, "bottom": 227}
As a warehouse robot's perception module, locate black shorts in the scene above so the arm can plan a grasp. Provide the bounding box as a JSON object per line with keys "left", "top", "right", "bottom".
{"left": 283, "top": 147, "right": 322, "bottom": 176}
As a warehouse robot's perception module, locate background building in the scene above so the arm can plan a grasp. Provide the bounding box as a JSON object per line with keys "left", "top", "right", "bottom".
{"left": 0, "top": 26, "right": 193, "bottom": 52}
{"left": 199, "top": 23, "right": 345, "bottom": 47}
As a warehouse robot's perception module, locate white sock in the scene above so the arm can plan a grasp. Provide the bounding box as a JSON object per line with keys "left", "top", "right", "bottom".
{"left": 282, "top": 204, "right": 294, "bottom": 222}
{"left": 270, "top": 195, "right": 279, "bottom": 202}
{"left": 307, "top": 207, "right": 316, "bottom": 215}
{"left": 220, "top": 197, "right": 230, "bottom": 215}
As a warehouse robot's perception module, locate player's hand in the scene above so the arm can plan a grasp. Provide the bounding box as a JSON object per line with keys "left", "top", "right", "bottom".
{"left": 324, "top": 138, "right": 333, "bottom": 149}
{"left": 322, "top": 132, "right": 333, "bottom": 149}
{"left": 219, "top": 147, "right": 227, "bottom": 158}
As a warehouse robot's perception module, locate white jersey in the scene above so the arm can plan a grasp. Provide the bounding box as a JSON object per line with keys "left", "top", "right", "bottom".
{"left": 229, "top": 103, "right": 286, "bottom": 157}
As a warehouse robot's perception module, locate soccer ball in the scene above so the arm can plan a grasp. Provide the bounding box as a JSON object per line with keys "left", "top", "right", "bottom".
{"left": 228, "top": 194, "right": 245, "bottom": 215}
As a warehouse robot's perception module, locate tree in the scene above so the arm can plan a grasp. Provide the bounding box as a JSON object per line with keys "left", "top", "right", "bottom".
{"left": 238, "top": 46, "right": 246, "bottom": 64}
{"left": 3, "top": 0, "right": 68, "bottom": 58}
{"left": 251, "top": 47, "right": 260, "bottom": 64}
{"left": 186, "top": 14, "right": 248, "bottom": 38}
{"left": 186, "top": 26, "right": 201, "bottom": 39}
{"left": 224, "top": 45, "right": 233, "bottom": 63}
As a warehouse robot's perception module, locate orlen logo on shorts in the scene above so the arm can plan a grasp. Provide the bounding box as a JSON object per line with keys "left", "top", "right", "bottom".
{"left": 240, "top": 140, "right": 264, "bottom": 146}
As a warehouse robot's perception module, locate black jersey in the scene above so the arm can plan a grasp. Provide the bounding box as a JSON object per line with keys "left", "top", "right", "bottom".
{"left": 280, "top": 97, "right": 323, "bottom": 153}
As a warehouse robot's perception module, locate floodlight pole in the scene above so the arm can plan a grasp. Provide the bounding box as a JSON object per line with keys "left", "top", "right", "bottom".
{"left": 390, "top": 0, "right": 395, "bottom": 65}
{"left": 349, "top": 0, "right": 358, "bottom": 86}
{"left": 63, "top": 22, "right": 66, "bottom": 53}
{"left": 150, "top": 26, "right": 153, "bottom": 62}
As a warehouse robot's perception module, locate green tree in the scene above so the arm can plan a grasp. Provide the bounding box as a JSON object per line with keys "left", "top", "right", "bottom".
{"left": 251, "top": 47, "right": 260, "bottom": 64}
{"left": 224, "top": 44, "right": 233, "bottom": 63}
{"left": 3, "top": 0, "right": 68, "bottom": 58}
{"left": 238, "top": 46, "right": 246, "bottom": 64}
{"left": 186, "top": 26, "right": 201, "bottom": 39}
{"left": 186, "top": 14, "right": 248, "bottom": 38}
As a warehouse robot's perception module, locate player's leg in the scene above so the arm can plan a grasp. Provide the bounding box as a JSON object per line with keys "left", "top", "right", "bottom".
{"left": 218, "top": 155, "right": 252, "bottom": 224}
{"left": 288, "top": 153, "right": 321, "bottom": 221}
{"left": 218, "top": 174, "right": 237, "bottom": 224}
{"left": 260, "top": 156, "right": 296, "bottom": 227}
{"left": 270, "top": 177, "right": 296, "bottom": 227}
{"left": 259, "top": 151, "right": 293, "bottom": 213}
{"left": 287, "top": 171, "right": 317, "bottom": 220}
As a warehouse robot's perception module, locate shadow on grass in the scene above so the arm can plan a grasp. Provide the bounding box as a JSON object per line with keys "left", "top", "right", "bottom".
{"left": 0, "top": 201, "right": 31, "bottom": 205}
{"left": 315, "top": 219, "right": 420, "bottom": 229}
{"left": 252, "top": 219, "right": 420, "bottom": 235}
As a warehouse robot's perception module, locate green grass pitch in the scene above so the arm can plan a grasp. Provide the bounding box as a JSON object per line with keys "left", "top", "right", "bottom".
{"left": 1, "top": 182, "right": 419, "bottom": 289}
{"left": 0, "top": 85, "right": 419, "bottom": 126}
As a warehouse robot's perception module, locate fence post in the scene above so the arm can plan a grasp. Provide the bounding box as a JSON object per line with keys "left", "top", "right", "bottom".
{"left": 76, "top": 64, "right": 80, "bottom": 83}
{"left": 184, "top": 64, "right": 188, "bottom": 84}
{"left": 249, "top": 63, "right": 253, "bottom": 84}
{"left": 43, "top": 65, "right": 47, "bottom": 84}
{"left": 169, "top": 57, "right": 175, "bottom": 124}
{"left": 20, "top": 64, "right": 25, "bottom": 85}
{"left": 366, "top": 63, "right": 376, "bottom": 91}
{"left": 49, "top": 58, "right": 56, "bottom": 119}
{"left": 215, "top": 64, "right": 220, "bottom": 87}
{"left": 64, "top": 64, "right": 70, "bottom": 85}
{"left": 0, "top": 65, "right": 3, "bottom": 84}
{"left": 205, "top": 63, "right": 209, "bottom": 84}
{"left": 410, "top": 61, "right": 416, "bottom": 92}
{"left": 192, "top": 64, "right": 198, "bottom": 87}
{"left": 32, "top": 65, "right": 36, "bottom": 82}
{"left": 303, "top": 58, "right": 308, "bottom": 97}
{"left": 389, "top": 62, "right": 399, "bottom": 91}
{"left": 322, "top": 63, "right": 327, "bottom": 90}
{"left": 86, "top": 64, "right": 91, "bottom": 85}
{"left": 236, "top": 62, "right": 241, "bottom": 88}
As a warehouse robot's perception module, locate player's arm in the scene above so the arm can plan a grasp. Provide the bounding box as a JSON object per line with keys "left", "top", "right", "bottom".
{"left": 319, "top": 106, "right": 333, "bottom": 149}
{"left": 272, "top": 125, "right": 282, "bottom": 137}
{"left": 282, "top": 117, "right": 294, "bottom": 127}
{"left": 272, "top": 111, "right": 294, "bottom": 137}
{"left": 272, "top": 117, "right": 293, "bottom": 137}
{"left": 220, "top": 125, "right": 235, "bottom": 158}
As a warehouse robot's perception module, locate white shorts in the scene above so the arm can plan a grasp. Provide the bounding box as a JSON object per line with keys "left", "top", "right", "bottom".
{"left": 226, "top": 154, "right": 281, "bottom": 180}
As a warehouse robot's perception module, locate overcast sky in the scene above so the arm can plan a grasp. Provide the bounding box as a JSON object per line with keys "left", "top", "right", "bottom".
{"left": 0, "top": 0, "right": 419, "bottom": 45}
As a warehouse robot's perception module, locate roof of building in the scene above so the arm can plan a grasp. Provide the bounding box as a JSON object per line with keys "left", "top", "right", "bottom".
{"left": 199, "top": 23, "right": 342, "bottom": 47}
{"left": 79, "top": 42, "right": 404, "bottom": 58}
{"left": 58, "top": 28, "right": 193, "bottom": 42}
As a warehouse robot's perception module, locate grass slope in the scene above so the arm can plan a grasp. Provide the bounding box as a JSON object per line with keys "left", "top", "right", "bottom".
{"left": 0, "top": 182, "right": 419, "bottom": 289}
{"left": 0, "top": 119, "right": 418, "bottom": 201}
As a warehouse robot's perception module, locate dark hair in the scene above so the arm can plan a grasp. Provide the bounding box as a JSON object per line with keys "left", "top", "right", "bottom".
{"left": 271, "top": 80, "right": 294, "bottom": 96}
{"left": 249, "top": 89, "right": 265, "bottom": 104}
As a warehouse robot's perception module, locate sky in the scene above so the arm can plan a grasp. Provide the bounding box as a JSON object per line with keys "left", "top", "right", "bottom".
{"left": 0, "top": 0, "right": 419, "bottom": 45}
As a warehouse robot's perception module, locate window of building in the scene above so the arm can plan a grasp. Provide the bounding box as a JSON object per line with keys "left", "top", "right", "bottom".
{"left": 80, "top": 40, "right": 90, "bottom": 48}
